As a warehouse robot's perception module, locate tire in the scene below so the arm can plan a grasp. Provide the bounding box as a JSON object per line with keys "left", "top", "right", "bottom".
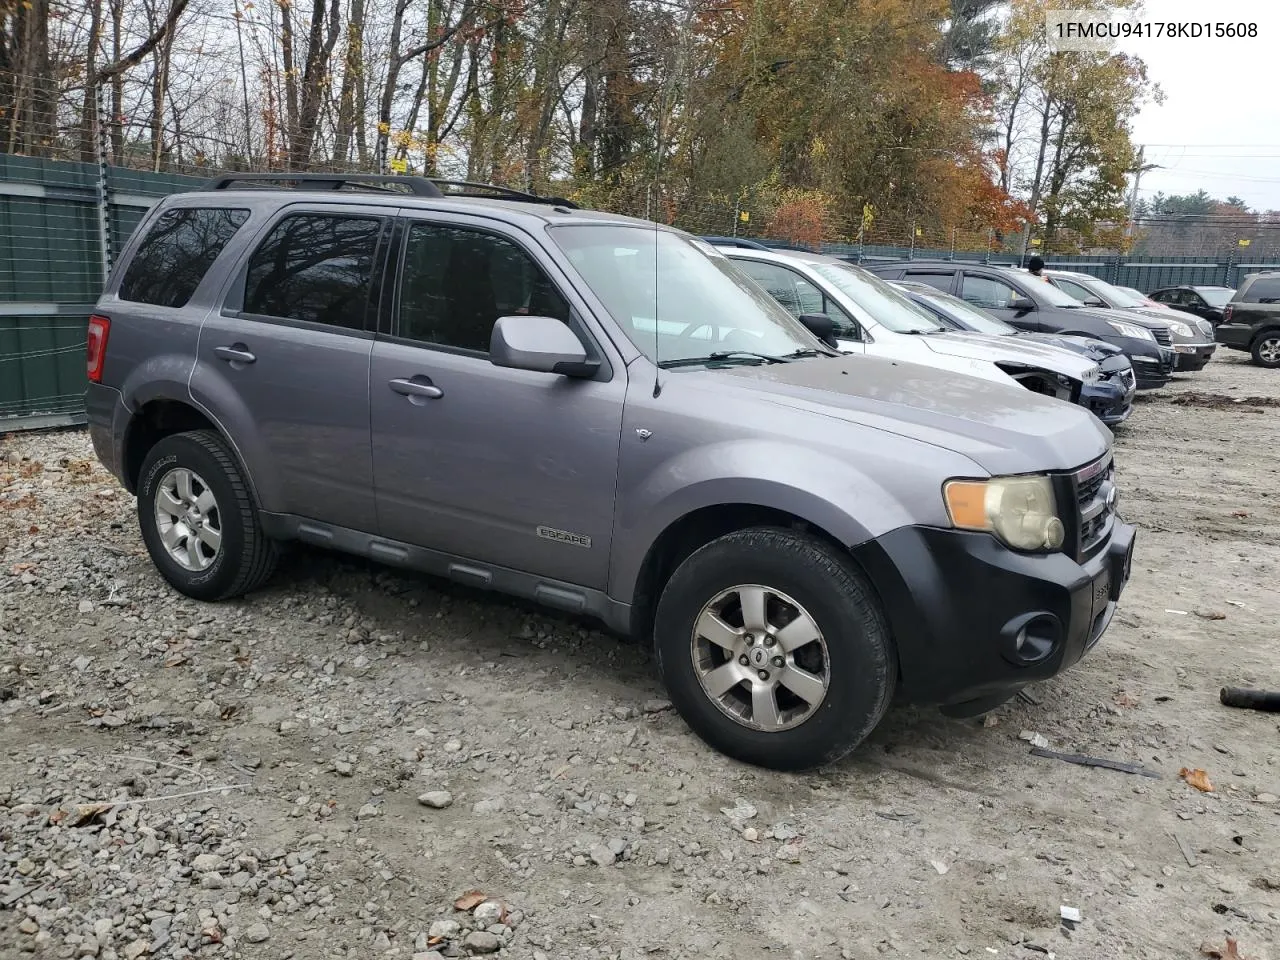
{"left": 653, "top": 527, "right": 896, "bottom": 770}
{"left": 1250, "top": 332, "right": 1280, "bottom": 369}
{"left": 136, "top": 429, "right": 278, "bottom": 601}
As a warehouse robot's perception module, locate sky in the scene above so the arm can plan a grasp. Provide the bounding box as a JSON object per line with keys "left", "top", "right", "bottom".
{"left": 1112, "top": 0, "right": 1280, "bottom": 212}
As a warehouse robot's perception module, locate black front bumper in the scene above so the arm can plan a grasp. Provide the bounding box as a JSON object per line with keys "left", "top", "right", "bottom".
{"left": 1173, "top": 343, "right": 1216, "bottom": 370}
{"left": 853, "top": 521, "right": 1136, "bottom": 708}
{"left": 1130, "top": 346, "right": 1176, "bottom": 388}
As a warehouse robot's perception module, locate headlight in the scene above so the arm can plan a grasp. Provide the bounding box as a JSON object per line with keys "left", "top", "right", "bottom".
{"left": 1168, "top": 320, "right": 1193, "bottom": 338}
{"left": 1106, "top": 320, "right": 1154, "bottom": 340}
{"left": 943, "top": 475, "right": 1065, "bottom": 551}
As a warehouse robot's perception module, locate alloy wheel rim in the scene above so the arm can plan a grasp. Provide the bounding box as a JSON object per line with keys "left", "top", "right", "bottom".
{"left": 690, "top": 584, "right": 830, "bottom": 732}
{"left": 154, "top": 467, "right": 222, "bottom": 571}
{"left": 1260, "top": 337, "right": 1280, "bottom": 364}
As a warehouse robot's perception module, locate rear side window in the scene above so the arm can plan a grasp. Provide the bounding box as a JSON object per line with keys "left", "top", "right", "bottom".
{"left": 244, "top": 214, "right": 382, "bottom": 329}
{"left": 1242, "top": 277, "right": 1280, "bottom": 303}
{"left": 903, "top": 271, "right": 953, "bottom": 292}
{"left": 118, "top": 207, "right": 250, "bottom": 307}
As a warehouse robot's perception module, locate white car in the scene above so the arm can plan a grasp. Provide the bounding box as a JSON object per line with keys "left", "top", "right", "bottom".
{"left": 720, "top": 247, "right": 1101, "bottom": 403}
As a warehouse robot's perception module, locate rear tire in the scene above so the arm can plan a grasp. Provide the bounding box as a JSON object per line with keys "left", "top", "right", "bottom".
{"left": 653, "top": 527, "right": 896, "bottom": 770}
{"left": 137, "top": 430, "right": 278, "bottom": 601}
{"left": 1250, "top": 332, "right": 1280, "bottom": 369}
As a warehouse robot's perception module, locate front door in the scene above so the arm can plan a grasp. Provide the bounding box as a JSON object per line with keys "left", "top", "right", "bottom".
{"left": 369, "top": 216, "right": 625, "bottom": 589}
{"left": 959, "top": 272, "right": 1046, "bottom": 332}
{"left": 191, "top": 206, "right": 386, "bottom": 532}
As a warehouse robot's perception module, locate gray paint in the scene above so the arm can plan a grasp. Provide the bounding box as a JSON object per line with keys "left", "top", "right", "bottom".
{"left": 88, "top": 188, "right": 1112, "bottom": 632}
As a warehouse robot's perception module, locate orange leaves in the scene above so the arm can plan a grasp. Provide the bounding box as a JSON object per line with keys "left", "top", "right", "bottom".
{"left": 763, "top": 189, "right": 836, "bottom": 249}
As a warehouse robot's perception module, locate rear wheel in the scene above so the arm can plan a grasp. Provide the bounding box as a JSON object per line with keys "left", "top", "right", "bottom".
{"left": 653, "top": 527, "right": 895, "bottom": 770}
{"left": 1251, "top": 332, "right": 1280, "bottom": 369}
{"left": 137, "top": 430, "right": 278, "bottom": 601}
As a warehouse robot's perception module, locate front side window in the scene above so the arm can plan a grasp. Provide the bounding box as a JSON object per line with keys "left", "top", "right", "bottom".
{"left": 903, "top": 271, "right": 954, "bottom": 292}
{"left": 732, "top": 259, "right": 860, "bottom": 337}
{"left": 243, "top": 214, "right": 382, "bottom": 329}
{"left": 396, "top": 223, "right": 571, "bottom": 352}
{"left": 549, "top": 225, "right": 819, "bottom": 364}
{"left": 962, "top": 275, "right": 1022, "bottom": 309}
{"left": 1052, "top": 277, "right": 1096, "bottom": 303}
{"left": 119, "top": 207, "right": 250, "bottom": 308}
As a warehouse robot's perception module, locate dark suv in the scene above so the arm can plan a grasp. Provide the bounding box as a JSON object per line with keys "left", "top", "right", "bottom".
{"left": 863, "top": 260, "right": 1176, "bottom": 388}
{"left": 82, "top": 175, "right": 1135, "bottom": 770}
{"left": 1147, "top": 285, "right": 1235, "bottom": 326}
{"left": 1216, "top": 272, "right": 1280, "bottom": 368}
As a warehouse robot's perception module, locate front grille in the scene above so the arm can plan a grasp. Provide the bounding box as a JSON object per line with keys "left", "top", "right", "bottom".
{"left": 1151, "top": 327, "right": 1173, "bottom": 347}
{"left": 1119, "top": 369, "right": 1135, "bottom": 390}
{"left": 1071, "top": 454, "right": 1115, "bottom": 560}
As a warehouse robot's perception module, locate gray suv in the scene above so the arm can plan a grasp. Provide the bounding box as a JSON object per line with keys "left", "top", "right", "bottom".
{"left": 84, "top": 175, "right": 1136, "bottom": 770}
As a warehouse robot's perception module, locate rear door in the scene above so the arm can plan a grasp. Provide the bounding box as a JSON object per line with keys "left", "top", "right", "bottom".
{"left": 191, "top": 204, "right": 387, "bottom": 532}
{"left": 368, "top": 213, "right": 625, "bottom": 589}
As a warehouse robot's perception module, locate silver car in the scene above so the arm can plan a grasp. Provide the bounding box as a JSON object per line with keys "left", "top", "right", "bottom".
{"left": 83, "top": 175, "right": 1137, "bottom": 770}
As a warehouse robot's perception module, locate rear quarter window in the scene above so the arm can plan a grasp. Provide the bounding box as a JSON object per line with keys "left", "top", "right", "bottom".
{"left": 1241, "top": 277, "right": 1280, "bottom": 304}
{"left": 118, "top": 207, "right": 251, "bottom": 307}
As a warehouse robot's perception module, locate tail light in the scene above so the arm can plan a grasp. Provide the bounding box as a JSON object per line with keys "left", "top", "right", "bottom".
{"left": 87, "top": 314, "right": 111, "bottom": 382}
{"left": 1222, "top": 305, "right": 1233, "bottom": 323}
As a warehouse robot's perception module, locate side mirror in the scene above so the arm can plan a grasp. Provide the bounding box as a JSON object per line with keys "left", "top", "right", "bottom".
{"left": 798, "top": 312, "right": 841, "bottom": 350}
{"left": 1083, "top": 296, "right": 1107, "bottom": 308}
{"left": 1008, "top": 295, "right": 1036, "bottom": 313}
{"left": 489, "top": 315, "right": 599, "bottom": 377}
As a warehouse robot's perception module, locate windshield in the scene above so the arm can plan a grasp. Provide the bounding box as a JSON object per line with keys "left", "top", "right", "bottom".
{"left": 919, "top": 291, "right": 1016, "bottom": 335}
{"left": 548, "top": 225, "right": 820, "bottom": 365}
{"left": 1018, "top": 272, "right": 1088, "bottom": 307}
{"left": 1199, "top": 287, "right": 1234, "bottom": 306}
{"left": 1075, "top": 274, "right": 1145, "bottom": 308}
{"left": 808, "top": 261, "right": 945, "bottom": 333}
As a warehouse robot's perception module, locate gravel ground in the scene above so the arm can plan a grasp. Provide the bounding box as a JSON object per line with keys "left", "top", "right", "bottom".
{"left": 2, "top": 354, "right": 1278, "bottom": 960}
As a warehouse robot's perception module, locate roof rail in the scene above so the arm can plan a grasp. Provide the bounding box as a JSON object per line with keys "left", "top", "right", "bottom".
{"left": 699, "top": 235, "right": 771, "bottom": 250}
{"left": 207, "top": 173, "right": 446, "bottom": 197}
{"left": 205, "top": 173, "right": 580, "bottom": 208}
{"left": 429, "top": 179, "right": 579, "bottom": 209}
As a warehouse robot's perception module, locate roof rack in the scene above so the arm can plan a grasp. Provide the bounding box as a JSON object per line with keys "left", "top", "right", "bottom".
{"left": 430, "top": 179, "right": 578, "bottom": 209}
{"left": 205, "top": 173, "right": 579, "bottom": 208}
{"left": 207, "top": 173, "right": 445, "bottom": 197}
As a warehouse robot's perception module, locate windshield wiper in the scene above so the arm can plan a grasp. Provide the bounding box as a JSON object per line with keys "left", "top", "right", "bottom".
{"left": 780, "top": 347, "right": 837, "bottom": 359}
{"left": 657, "top": 351, "right": 791, "bottom": 369}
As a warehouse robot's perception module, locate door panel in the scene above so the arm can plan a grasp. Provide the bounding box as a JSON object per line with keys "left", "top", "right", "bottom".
{"left": 960, "top": 272, "right": 1045, "bottom": 332}
{"left": 370, "top": 217, "right": 624, "bottom": 589}
{"left": 191, "top": 208, "right": 384, "bottom": 532}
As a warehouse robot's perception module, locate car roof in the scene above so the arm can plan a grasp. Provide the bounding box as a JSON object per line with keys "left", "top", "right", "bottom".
{"left": 714, "top": 245, "right": 847, "bottom": 267}
{"left": 163, "top": 187, "right": 661, "bottom": 231}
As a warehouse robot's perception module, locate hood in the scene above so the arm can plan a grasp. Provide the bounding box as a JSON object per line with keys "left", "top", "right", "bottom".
{"left": 1016, "top": 332, "right": 1123, "bottom": 361}
{"left": 714, "top": 353, "right": 1111, "bottom": 475}
{"left": 917, "top": 331, "right": 1099, "bottom": 381}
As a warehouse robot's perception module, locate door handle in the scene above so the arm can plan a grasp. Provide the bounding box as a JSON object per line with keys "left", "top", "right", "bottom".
{"left": 214, "top": 344, "right": 256, "bottom": 365}
{"left": 389, "top": 376, "right": 443, "bottom": 400}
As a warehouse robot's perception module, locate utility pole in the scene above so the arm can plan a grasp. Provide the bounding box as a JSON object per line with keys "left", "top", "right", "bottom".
{"left": 1126, "top": 146, "right": 1160, "bottom": 241}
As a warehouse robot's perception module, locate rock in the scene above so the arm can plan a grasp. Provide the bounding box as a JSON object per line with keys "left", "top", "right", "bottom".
{"left": 123, "top": 940, "right": 149, "bottom": 960}
{"left": 192, "top": 699, "right": 220, "bottom": 719}
{"left": 443, "top": 739, "right": 463, "bottom": 753}
{"left": 720, "top": 798, "right": 758, "bottom": 822}
{"left": 642, "top": 698, "right": 672, "bottom": 714}
{"left": 245, "top": 922, "right": 271, "bottom": 943}
{"left": 95, "top": 918, "right": 114, "bottom": 943}
{"left": 191, "top": 853, "right": 224, "bottom": 872}
{"left": 428, "top": 920, "right": 461, "bottom": 940}
{"left": 471, "top": 797, "right": 505, "bottom": 815}
{"left": 589, "top": 845, "right": 616, "bottom": 867}
{"left": 418, "top": 791, "right": 454, "bottom": 810}
{"left": 1018, "top": 730, "right": 1049, "bottom": 749}
{"left": 78, "top": 599, "right": 95, "bottom": 614}
{"left": 357, "top": 803, "right": 380, "bottom": 819}
{"left": 743, "top": 827, "right": 759, "bottom": 842}
{"left": 462, "top": 930, "right": 501, "bottom": 954}
{"left": 413, "top": 954, "right": 446, "bottom": 960}
{"left": 18, "top": 918, "right": 38, "bottom": 935}
{"left": 334, "top": 760, "right": 354, "bottom": 776}
{"left": 15, "top": 857, "right": 35, "bottom": 876}
{"left": 473, "top": 901, "right": 504, "bottom": 926}
{"left": 1256, "top": 793, "right": 1278, "bottom": 804}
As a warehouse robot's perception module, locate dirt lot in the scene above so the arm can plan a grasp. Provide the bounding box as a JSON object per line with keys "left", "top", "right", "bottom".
{"left": 2, "top": 354, "right": 1278, "bottom": 960}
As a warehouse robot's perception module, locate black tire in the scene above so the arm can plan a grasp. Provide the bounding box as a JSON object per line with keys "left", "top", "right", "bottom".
{"left": 137, "top": 429, "right": 278, "bottom": 601}
{"left": 653, "top": 527, "right": 896, "bottom": 770}
{"left": 1250, "top": 331, "right": 1280, "bottom": 369}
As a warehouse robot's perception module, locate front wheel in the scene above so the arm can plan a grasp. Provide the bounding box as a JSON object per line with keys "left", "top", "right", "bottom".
{"left": 653, "top": 527, "right": 896, "bottom": 770}
{"left": 1251, "top": 332, "right": 1280, "bottom": 368}
{"left": 137, "top": 430, "right": 278, "bottom": 601}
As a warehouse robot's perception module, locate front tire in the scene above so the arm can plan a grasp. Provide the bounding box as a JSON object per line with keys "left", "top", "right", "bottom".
{"left": 1251, "top": 332, "right": 1280, "bottom": 368}
{"left": 653, "top": 527, "right": 896, "bottom": 770}
{"left": 137, "top": 430, "right": 278, "bottom": 601}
